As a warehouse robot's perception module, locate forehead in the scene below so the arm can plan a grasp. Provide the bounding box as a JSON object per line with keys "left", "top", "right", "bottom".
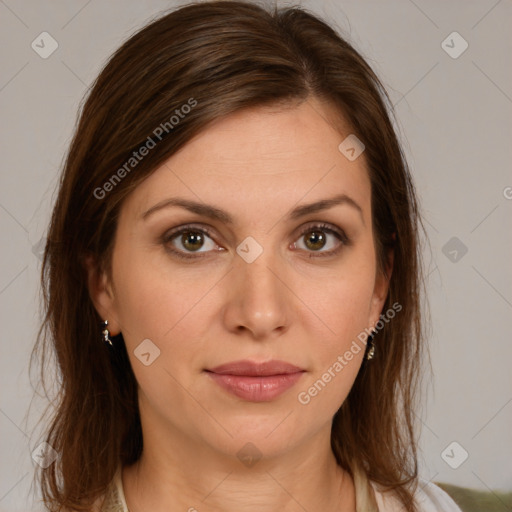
{"left": 122, "top": 99, "right": 371, "bottom": 225}
{"left": 172, "top": 99, "right": 361, "bottom": 173}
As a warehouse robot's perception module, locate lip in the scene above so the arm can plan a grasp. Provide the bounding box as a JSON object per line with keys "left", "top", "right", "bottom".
{"left": 205, "top": 359, "right": 305, "bottom": 402}
{"left": 207, "top": 359, "right": 304, "bottom": 376}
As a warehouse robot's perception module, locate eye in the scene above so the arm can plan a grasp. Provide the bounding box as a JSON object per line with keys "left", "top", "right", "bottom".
{"left": 292, "top": 223, "right": 349, "bottom": 258}
{"left": 163, "top": 224, "right": 221, "bottom": 260}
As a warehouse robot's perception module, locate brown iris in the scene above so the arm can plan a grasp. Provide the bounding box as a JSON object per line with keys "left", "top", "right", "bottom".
{"left": 303, "top": 230, "right": 326, "bottom": 251}
{"left": 181, "top": 231, "right": 204, "bottom": 252}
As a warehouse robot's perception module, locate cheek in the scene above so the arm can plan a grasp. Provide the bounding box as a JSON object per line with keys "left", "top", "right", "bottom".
{"left": 111, "top": 246, "right": 220, "bottom": 396}
{"left": 112, "top": 242, "right": 200, "bottom": 343}
{"left": 110, "top": 251, "right": 207, "bottom": 413}
{"left": 296, "top": 258, "right": 376, "bottom": 403}
{"left": 308, "top": 262, "right": 376, "bottom": 341}
{"left": 294, "top": 289, "right": 371, "bottom": 415}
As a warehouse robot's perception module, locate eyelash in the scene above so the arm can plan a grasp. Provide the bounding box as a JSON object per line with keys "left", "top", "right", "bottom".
{"left": 162, "top": 222, "right": 350, "bottom": 261}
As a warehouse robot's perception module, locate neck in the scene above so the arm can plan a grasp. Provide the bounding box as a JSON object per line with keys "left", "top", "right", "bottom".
{"left": 122, "top": 424, "right": 356, "bottom": 512}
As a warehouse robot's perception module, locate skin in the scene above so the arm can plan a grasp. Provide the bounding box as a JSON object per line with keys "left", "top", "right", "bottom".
{"left": 88, "top": 97, "right": 392, "bottom": 512}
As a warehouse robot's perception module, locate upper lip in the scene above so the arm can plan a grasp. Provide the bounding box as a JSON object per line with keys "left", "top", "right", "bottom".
{"left": 206, "top": 360, "right": 305, "bottom": 376}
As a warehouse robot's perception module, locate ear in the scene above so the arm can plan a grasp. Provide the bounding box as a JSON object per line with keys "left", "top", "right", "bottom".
{"left": 368, "top": 244, "right": 394, "bottom": 328}
{"left": 83, "top": 254, "right": 121, "bottom": 336}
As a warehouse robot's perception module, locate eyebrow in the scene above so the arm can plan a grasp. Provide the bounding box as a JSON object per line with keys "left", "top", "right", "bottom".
{"left": 141, "top": 193, "right": 365, "bottom": 225}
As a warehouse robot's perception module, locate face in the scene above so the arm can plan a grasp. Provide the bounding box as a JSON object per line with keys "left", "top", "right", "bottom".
{"left": 89, "top": 97, "right": 391, "bottom": 463}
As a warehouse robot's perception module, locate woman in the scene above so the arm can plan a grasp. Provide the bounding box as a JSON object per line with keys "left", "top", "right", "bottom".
{"left": 33, "top": 1, "right": 463, "bottom": 511}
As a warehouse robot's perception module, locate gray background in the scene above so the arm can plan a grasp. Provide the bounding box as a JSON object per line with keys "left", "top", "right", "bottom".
{"left": 1, "top": 0, "right": 511, "bottom": 510}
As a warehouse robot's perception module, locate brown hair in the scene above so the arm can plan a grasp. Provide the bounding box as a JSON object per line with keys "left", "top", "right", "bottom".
{"left": 32, "top": 1, "right": 428, "bottom": 510}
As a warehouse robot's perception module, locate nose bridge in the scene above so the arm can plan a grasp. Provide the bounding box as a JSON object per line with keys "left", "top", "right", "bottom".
{"left": 241, "top": 252, "right": 280, "bottom": 298}
{"left": 225, "top": 242, "right": 290, "bottom": 337}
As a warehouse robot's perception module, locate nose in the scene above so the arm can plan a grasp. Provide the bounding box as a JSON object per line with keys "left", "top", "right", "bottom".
{"left": 221, "top": 251, "right": 291, "bottom": 341}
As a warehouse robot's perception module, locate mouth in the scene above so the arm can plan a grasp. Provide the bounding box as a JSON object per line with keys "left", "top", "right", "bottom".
{"left": 204, "top": 359, "right": 306, "bottom": 402}
{"left": 206, "top": 359, "right": 304, "bottom": 376}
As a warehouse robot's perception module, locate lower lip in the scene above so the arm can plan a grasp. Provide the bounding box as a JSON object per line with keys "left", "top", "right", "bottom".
{"left": 206, "top": 371, "right": 305, "bottom": 402}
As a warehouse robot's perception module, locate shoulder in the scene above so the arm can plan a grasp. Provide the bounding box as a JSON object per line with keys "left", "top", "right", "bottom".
{"left": 371, "top": 479, "right": 463, "bottom": 512}
{"left": 86, "top": 466, "right": 128, "bottom": 512}
{"left": 414, "top": 480, "right": 463, "bottom": 511}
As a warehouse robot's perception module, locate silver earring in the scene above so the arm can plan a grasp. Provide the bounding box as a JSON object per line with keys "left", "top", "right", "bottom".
{"left": 102, "top": 320, "right": 113, "bottom": 346}
{"left": 365, "top": 330, "right": 377, "bottom": 360}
